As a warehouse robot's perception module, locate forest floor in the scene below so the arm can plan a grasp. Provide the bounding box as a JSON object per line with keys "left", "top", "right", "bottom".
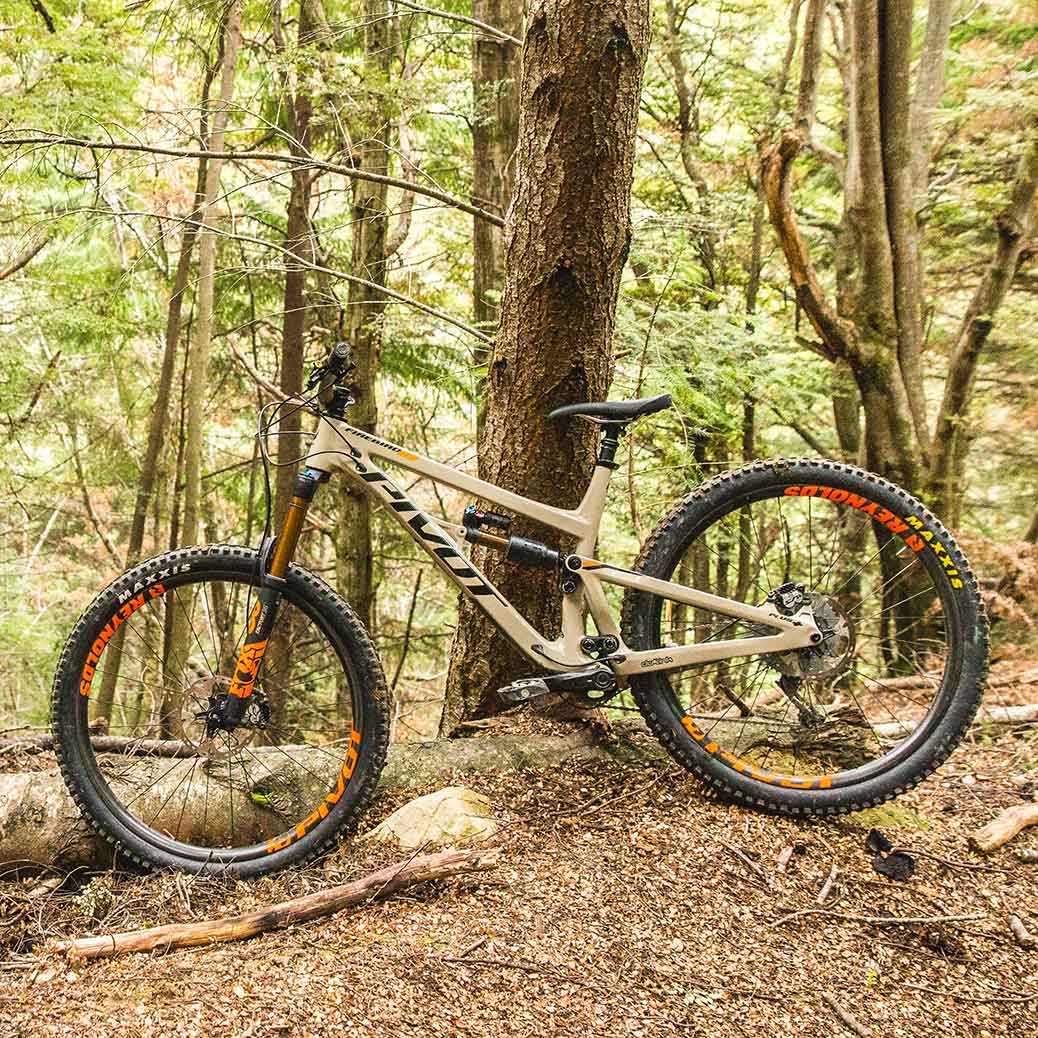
{"left": 0, "top": 713, "right": 1036, "bottom": 1038}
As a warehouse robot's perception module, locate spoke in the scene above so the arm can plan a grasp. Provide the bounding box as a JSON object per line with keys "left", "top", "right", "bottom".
{"left": 174, "top": 587, "right": 216, "bottom": 679}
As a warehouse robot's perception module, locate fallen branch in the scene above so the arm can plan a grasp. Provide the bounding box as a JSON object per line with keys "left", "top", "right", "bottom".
{"left": 0, "top": 733, "right": 194, "bottom": 757}
{"left": 771, "top": 908, "right": 985, "bottom": 929}
{"left": 969, "top": 802, "right": 1038, "bottom": 853}
{"left": 820, "top": 992, "right": 871, "bottom": 1038}
{"left": 1, "top": 133, "right": 505, "bottom": 229}
{"left": 0, "top": 726, "right": 662, "bottom": 871}
{"left": 51, "top": 847, "right": 499, "bottom": 960}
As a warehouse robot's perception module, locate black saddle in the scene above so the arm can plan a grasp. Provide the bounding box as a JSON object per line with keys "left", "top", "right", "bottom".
{"left": 547, "top": 394, "right": 673, "bottom": 424}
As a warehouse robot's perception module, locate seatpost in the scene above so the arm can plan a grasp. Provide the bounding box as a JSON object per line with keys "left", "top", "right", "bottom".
{"left": 596, "top": 423, "right": 626, "bottom": 470}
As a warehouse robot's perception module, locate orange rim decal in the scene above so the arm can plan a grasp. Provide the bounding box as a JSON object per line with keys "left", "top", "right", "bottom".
{"left": 681, "top": 715, "right": 833, "bottom": 790}
{"left": 265, "top": 728, "right": 362, "bottom": 853}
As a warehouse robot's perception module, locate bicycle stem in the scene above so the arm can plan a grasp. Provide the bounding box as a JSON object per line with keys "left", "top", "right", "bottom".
{"left": 221, "top": 466, "right": 327, "bottom": 728}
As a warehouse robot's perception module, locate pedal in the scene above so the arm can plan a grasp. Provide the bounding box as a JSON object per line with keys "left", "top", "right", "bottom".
{"left": 497, "top": 677, "right": 551, "bottom": 704}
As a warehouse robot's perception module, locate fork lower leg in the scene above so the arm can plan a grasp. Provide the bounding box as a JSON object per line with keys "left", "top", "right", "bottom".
{"left": 221, "top": 467, "right": 326, "bottom": 728}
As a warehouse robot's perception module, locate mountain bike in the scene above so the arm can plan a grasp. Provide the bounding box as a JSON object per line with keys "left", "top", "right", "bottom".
{"left": 52, "top": 343, "right": 988, "bottom": 875}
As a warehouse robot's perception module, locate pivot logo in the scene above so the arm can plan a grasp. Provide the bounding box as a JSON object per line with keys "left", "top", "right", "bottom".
{"left": 641, "top": 655, "right": 675, "bottom": 668}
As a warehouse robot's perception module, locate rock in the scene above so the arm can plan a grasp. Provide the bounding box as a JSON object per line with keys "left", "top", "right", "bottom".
{"left": 361, "top": 786, "right": 499, "bottom": 850}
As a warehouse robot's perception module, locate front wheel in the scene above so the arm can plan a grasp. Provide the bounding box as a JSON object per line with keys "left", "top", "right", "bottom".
{"left": 52, "top": 545, "right": 390, "bottom": 877}
{"left": 621, "top": 459, "right": 988, "bottom": 815}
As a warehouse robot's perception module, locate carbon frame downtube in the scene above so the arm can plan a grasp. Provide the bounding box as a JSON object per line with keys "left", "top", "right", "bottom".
{"left": 222, "top": 466, "right": 326, "bottom": 726}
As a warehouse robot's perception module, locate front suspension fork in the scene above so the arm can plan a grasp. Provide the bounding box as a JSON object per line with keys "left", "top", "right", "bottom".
{"left": 221, "top": 466, "right": 327, "bottom": 728}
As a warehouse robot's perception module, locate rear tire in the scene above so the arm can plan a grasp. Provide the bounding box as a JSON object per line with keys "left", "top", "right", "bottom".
{"left": 621, "top": 459, "right": 988, "bottom": 815}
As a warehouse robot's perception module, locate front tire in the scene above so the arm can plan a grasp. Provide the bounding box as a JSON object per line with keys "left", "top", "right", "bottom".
{"left": 621, "top": 459, "right": 988, "bottom": 815}
{"left": 52, "top": 545, "right": 390, "bottom": 877}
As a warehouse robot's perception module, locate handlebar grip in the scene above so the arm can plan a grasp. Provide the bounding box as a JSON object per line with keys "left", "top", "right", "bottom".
{"left": 328, "top": 342, "right": 352, "bottom": 373}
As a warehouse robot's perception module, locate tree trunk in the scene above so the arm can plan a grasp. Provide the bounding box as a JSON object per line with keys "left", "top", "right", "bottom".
{"left": 336, "top": 0, "right": 392, "bottom": 634}
{"left": 440, "top": 0, "right": 651, "bottom": 734}
{"left": 181, "top": 0, "right": 242, "bottom": 550}
{"left": 92, "top": 100, "right": 212, "bottom": 727}
{"left": 929, "top": 121, "right": 1038, "bottom": 523}
{"left": 471, "top": 0, "right": 522, "bottom": 339}
{"left": 164, "top": 1, "right": 242, "bottom": 729}
{"left": 763, "top": 0, "right": 939, "bottom": 495}
{"left": 909, "top": 0, "right": 953, "bottom": 204}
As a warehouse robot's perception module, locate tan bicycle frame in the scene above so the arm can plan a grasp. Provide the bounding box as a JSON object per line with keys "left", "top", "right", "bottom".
{"left": 306, "top": 415, "right": 820, "bottom": 676}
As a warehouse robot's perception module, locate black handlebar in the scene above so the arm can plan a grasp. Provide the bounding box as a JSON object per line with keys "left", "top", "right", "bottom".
{"left": 306, "top": 342, "right": 355, "bottom": 392}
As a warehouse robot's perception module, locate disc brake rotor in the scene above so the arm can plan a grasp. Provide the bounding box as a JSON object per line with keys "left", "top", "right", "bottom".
{"left": 765, "top": 592, "right": 854, "bottom": 679}
{"left": 176, "top": 676, "right": 270, "bottom": 759}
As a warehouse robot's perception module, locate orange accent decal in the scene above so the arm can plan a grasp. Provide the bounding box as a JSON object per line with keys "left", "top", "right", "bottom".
{"left": 228, "top": 639, "right": 268, "bottom": 699}
{"left": 581, "top": 558, "right": 602, "bottom": 569}
{"left": 398, "top": 450, "right": 418, "bottom": 461}
{"left": 266, "top": 729, "right": 362, "bottom": 854}
{"left": 680, "top": 714, "right": 834, "bottom": 792}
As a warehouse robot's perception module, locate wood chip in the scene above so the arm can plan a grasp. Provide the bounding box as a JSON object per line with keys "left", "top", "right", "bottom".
{"left": 1009, "top": 914, "right": 1036, "bottom": 950}
{"left": 817, "top": 864, "right": 838, "bottom": 905}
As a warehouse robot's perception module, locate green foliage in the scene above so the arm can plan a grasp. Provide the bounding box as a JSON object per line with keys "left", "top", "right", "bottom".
{"left": 0, "top": 0, "right": 1036, "bottom": 734}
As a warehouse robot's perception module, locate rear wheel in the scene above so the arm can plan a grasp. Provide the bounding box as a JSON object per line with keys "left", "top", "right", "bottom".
{"left": 621, "top": 459, "right": 988, "bottom": 814}
{"left": 52, "top": 545, "right": 390, "bottom": 876}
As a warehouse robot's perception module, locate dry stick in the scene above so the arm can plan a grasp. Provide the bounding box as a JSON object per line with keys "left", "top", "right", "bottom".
{"left": 899, "top": 982, "right": 1038, "bottom": 1005}
{"left": 724, "top": 844, "right": 773, "bottom": 889}
{"left": 776, "top": 846, "right": 795, "bottom": 873}
{"left": 771, "top": 908, "right": 985, "bottom": 929}
{"left": 820, "top": 992, "right": 871, "bottom": 1038}
{"left": 969, "top": 802, "right": 1038, "bottom": 853}
{"left": 51, "top": 847, "right": 500, "bottom": 960}
{"left": 392, "top": 0, "right": 522, "bottom": 45}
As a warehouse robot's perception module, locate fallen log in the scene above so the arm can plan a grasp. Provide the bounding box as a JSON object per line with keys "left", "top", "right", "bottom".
{"left": 969, "top": 802, "right": 1038, "bottom": 853}
{"left": 0, "top": 734, "right": 194, "bottom": 758}
{"left": 51, "top": 847, "right": 499, "bottom": 959}
{"left": 0, "top": 726, "right": 665, "bottom": 871}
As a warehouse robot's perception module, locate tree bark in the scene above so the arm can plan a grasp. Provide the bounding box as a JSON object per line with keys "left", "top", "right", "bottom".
{"left": 879, "top": 0, "right": 927, "bottom": 450}
{"left": 471, "top": 0, "right": 522, "bottom": 338}
{"left": 909, "top": 0, "right": 953, "bottom": 204}
{"left": 440, "top": 0, "right": 651, "bottom": 734}
{"left": 337, "top": 0, "right": 393, "bottom": 634}
{"left": 273, "top": 0, "right": 320, "bottom": 534}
